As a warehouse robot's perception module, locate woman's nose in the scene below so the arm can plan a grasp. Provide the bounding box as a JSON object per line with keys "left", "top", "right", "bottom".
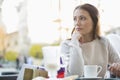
{"left": 76, "top": 19, "right": 81, "bottom": 26}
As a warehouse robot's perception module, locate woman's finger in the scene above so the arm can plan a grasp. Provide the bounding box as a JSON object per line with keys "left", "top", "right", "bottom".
{"left": 109, "top": 63, "right": 117, "bottom": 75}
{"left": 116, "top": 63, "right": 120, "bottom": 77}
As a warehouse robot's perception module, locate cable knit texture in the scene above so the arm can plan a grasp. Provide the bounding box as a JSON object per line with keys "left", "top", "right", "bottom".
{"left": 60, "top": 37, "right": 120, "bottom": 78}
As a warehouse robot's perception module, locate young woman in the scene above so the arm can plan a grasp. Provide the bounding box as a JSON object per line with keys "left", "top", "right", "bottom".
{"left": 60, "top": 3, "right": 120, "bottom": 78}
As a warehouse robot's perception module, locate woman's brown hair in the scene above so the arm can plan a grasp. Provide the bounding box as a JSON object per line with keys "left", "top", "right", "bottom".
{"left": 72, "top": 3, "right": 101, "bottom": 39}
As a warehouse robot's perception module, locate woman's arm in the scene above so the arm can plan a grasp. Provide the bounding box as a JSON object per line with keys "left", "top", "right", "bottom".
{"left": 60, "top": 39, "right": 84, "bottom": 76}
{"left": 108, "top": 40, "right": 120, "bottom": 63}
{"left": 107, "top": 39, "right": 120, "bottom": 77}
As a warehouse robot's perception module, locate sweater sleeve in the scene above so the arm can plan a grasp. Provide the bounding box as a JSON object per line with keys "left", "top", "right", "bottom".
{"left": 60, "top": 40, "right": 84, "bottom": 76}
{"left": 107, "top": 39, "right": 120, "bottom": 64}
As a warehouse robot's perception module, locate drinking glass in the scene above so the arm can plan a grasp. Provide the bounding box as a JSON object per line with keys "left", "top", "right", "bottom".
{"left": 42, "top": 46, "right": 60, "bottom": 80}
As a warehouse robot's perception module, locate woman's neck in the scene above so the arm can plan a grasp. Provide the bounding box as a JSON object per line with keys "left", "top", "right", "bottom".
{"left": 79, "top": 34, "right": 94, "bottom": 43}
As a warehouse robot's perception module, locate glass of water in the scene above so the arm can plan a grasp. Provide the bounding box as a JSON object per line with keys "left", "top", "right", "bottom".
{"left": 42, "top": 46, "right": 61, "bottom": 80}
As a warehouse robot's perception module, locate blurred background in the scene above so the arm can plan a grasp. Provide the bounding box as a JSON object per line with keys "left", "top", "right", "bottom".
{"left": 0, "top": 0, "right": 120, "bottom": 75}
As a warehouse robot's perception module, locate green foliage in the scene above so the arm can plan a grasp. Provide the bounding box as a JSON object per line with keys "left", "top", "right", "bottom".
{"left": 29, "top": 44, "right": 43, "bottom": 59}
{"left": 29, "top": 41, "right": 60, "bottom": 59}
{"left": 5, "top": 51, "right": 18, "bottom": 61}
{"left": 51, "top": 41, "right": 60, "bottom": 46}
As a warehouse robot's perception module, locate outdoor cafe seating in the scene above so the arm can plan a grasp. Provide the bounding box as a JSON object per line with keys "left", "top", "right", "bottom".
{"left": 16, "top": 64, "right": 120, "bottom": 80}
{"left": 0, "top": 68, "right": 19, "bottom": 80}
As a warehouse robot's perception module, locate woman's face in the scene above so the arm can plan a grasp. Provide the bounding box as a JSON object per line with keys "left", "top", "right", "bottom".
{"left": 73, "top": 9, "right": 93, "bottom": 36}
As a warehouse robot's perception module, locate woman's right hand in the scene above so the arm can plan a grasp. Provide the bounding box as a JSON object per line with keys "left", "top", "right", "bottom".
{"left": 71, "top": 30, "right": 81, "bottom": 41}
{"left": 70, "top": 29, "right": 81, "bottom": 46}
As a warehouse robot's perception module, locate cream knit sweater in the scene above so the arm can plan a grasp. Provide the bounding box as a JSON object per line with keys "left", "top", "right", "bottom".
{"left": 60, "top": 37, "right": 120, "bottom": 78}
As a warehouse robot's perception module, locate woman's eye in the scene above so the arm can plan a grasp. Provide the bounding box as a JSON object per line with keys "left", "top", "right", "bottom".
{"left": 73, "top": 17, "right": 76, "bottom": 21}
{"left": 73, "top": 16, "right": 86, "bottom": 21}
{"left": 80, "top": 16, "right": 86, "bottom": 20}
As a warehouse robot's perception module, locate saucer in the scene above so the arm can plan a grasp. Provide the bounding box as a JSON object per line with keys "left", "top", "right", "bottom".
{"left": 79, "top": 77, "right": 102, "bottom": 80}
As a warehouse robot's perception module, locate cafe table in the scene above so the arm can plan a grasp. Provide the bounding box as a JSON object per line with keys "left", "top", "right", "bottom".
{"left": 75, "top": 78, "right": 119, "bottom": 80}
{"left": 0, "top": 68, "right": 18, "bottom": 76}
{"left": 0, "top": 74, "right": 18, "bottom": 80}
{"left": 32, "top": 77, "right": 120, "bottom": 80}
{"left": 32, "top": 75, "right": 120, "bottom": 80}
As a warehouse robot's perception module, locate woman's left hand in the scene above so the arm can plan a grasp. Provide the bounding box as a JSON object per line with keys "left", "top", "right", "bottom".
{"left": 109, "top": 63, "right": 120, "bottom": 77}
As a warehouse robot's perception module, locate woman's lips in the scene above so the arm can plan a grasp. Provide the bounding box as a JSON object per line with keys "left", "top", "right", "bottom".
{"left": 76, "top": 28, "right": 82, "bottom": 31}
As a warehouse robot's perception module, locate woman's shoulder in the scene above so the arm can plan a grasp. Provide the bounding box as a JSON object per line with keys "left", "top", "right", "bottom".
{"left": 99, "top": 36, "right": 111, "bottom": 46}
{"left": 100, "top": 36, "right": 108, "bottom": 41}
